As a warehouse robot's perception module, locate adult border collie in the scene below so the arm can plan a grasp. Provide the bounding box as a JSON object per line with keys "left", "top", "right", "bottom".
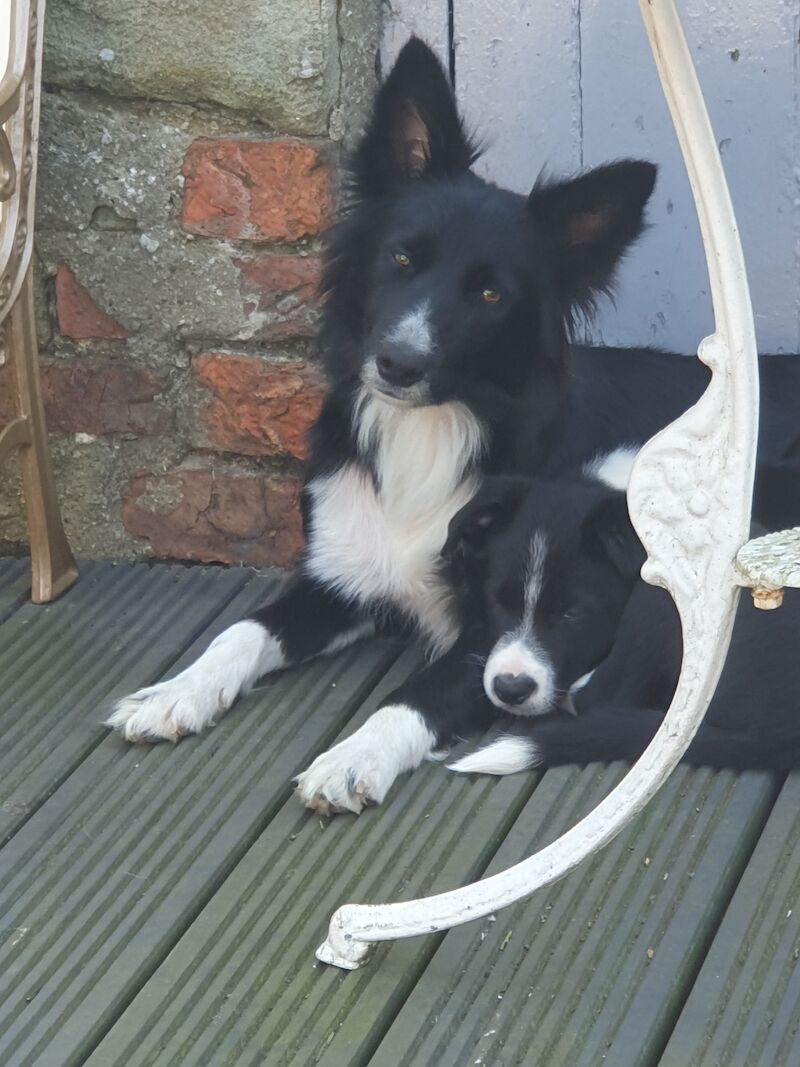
{"left": 107, "top": 39, "right": 800, "bottom": 813}
{"left": 446, "top": 467, "right": 800, "bottom": 776}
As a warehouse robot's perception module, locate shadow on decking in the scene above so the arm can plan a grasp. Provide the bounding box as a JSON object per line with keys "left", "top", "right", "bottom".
{"left": 0, "top": 556, "right": 797, "bottom": 1067}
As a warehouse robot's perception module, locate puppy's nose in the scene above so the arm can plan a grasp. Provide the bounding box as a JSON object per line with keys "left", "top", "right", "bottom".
{"left": 375, "top": 343, "right": 425, "bottom": 388}
{"left": 493, "top": 672, "right": 537, "bottom": 706}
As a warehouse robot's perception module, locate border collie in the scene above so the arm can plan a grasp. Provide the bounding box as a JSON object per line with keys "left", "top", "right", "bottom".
{"left": 447, "top": 463, "right": 800, "bottom": 776}
{"left": 107, "top": 38, "right": 800, "bottom": 813}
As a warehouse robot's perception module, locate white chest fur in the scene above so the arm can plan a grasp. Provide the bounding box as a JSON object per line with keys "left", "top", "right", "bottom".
{"left": 305, "top": 393, "right": 485, "bottom": 654}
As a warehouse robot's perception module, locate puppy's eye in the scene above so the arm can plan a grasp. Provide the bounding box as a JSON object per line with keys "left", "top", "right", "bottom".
{"left": 393, "top": 252, "right": 412, "bottom": 268}
{"left": 481, "top": 288, "right": 502, "bottom": 304}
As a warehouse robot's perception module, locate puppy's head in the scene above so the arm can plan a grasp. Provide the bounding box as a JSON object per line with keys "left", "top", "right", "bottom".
{"left": 446, "top": 476, "right": 645, "bottom": 715}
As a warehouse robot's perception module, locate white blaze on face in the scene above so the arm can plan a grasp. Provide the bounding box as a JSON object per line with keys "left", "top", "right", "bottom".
{"left": 385, "top": 300, "right": 434, "bottom": 356}
{"left": 483, "top": 531, "right": 557, "bottom": 716}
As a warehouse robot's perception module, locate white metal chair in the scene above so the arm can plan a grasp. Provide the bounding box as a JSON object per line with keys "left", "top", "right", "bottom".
{"left": 316, "top": 0, "right": 800, "bottom": 970}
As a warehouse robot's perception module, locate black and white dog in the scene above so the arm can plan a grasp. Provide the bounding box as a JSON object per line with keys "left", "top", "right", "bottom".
{"left": 107, "top": 39, "right": 800, "bottom": 812}
{"left": 446, "top": 465, "right": 800, "bottom": 776}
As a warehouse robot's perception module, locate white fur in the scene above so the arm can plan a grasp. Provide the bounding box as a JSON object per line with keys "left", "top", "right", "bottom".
{"left": 106, "top": 621, "right": 283, "bottom": 742}
{"left": 583, "top": 445, "right": 639, "bottom": 491}
{"left": 305, "top": 391, "right": 485, "bottom": 654}
{"left": 483, "top": 635, "right": 556, "bottom": 716}
{"left": 448, "top": 736, "right": 541, "bottom": 776}
{"left": 386, "top": 301, "right": 433, "bottom": 354}
{"left": 295, "top": 704, "right": 437, "bottom": 814}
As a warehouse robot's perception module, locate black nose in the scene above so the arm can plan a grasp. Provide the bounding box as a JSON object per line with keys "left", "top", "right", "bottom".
{"left": 493, "top": 672, "right": 537, "bottom": 705}
{"left": 375, "top": 344, "right": 425, "bottom": 389}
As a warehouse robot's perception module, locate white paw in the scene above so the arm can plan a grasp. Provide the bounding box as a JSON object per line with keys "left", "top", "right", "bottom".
{"left": 294, "top": 705, "right": 437, "bottom": 816}
{"left": 105, "top": 677, "right": 227, "bottom": 743}
{"left": 105, "top": 620, "right": 283, "bottom": 744}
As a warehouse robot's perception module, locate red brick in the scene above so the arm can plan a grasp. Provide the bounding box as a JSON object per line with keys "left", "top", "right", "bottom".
{"left": 123, "top": 467, "right": 303, "bottom": 567}
{"left": 181, "top": 139, "right": 331, "bottom": 242}
{"left": 55, "top": 267, "right": 129, "bottom": 340}
{"left": 0, "top": 359, "right": 170, "bottom": 436}
{"left": 193, "top": 353, "right": 324, "bottom": 460}
{"left": 39, "top": 360, "right": 173, "bottom": 436}
{"left": 234, "top": 255, "right": 322, "bottom": 340}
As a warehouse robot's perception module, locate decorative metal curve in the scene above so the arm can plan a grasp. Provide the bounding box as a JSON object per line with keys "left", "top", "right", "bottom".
{"left": 316, "top": 0, "right": 760, "bottom": 970}
{"left": 0, "top": 0, "right": 41, "bottom": 323}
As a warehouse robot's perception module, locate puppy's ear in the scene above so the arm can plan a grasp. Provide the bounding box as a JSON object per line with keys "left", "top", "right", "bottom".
{"left": 528, "top": 160, "right": 657, "bottom": 316}
{"left": 443, "top": 476, "right": 529, "bottom": 562}
{"left": 581, "top": 490, "right": 645, "bottom": 581}
{"left": 354, "top": 37, "right": 478, "bottom": 197}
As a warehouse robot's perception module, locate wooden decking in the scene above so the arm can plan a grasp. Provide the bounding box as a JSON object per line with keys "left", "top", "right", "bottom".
{"left": 0, "top": 556, "right": 798, "bottom": 1067}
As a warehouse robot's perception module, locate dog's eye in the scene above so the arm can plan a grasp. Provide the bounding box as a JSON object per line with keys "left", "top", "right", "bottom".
{"left": 393, "top": 252, "right": 412, "bottom": 268}
{"left": 481, "top": 288, "right": 502, "bottom": 304}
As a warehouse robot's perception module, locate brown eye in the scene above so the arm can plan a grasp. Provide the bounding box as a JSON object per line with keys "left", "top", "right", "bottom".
{"left": 393, "top": 252, "right": 411, "bottom": 268}
{"left": 482, "top": 288, "right": 501, "bottom": 304}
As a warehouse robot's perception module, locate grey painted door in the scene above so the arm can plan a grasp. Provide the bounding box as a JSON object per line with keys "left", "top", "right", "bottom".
{"left": 381, "top": 0, "right": 800, "bottom": 355}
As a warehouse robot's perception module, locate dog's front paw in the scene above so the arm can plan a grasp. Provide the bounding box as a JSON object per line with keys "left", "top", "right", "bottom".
{"left": 105, "top": 678, "right": 226, "bottom": 743}
{"left": 294, "top": 704, "right": 437, "bottom": 815}
{"left": 294, "top": 738, "right": 390, "bottom": 815}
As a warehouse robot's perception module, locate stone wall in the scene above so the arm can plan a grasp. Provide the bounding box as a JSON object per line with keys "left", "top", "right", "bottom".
{"left": 0, "top": 0, "right": 378, "bottom": 567}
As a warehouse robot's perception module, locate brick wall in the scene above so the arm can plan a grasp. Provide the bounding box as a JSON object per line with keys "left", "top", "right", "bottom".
{"left": 0, "top": 0, "right": 376, "bottom": 567}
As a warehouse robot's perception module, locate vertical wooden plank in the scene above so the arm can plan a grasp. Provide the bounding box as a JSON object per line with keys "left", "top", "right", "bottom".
{"left": 380, "top": 0, "right": 450, "bottom": 75}
{"left": 580, "top": 0, "right": 798, "bottom": 354}
{"left": 454, "top": 0, "right": 582, "bottom": 192}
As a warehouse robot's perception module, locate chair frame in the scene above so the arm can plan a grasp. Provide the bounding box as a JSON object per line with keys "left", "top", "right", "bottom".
{"left": 0, "top": 0, "right": 77, "bottom": 603}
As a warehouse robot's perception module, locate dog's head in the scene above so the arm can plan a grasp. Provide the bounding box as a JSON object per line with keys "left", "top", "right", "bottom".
{"left": 322, "top": 38, "right": 657, "bottom": 410}
{"left": 445, "top": 475, "right": 645, "bottom": 715}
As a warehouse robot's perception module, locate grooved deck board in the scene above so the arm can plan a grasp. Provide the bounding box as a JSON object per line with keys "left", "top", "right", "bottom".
{"left": 0, "top": 556, "right": 31, "bottom": 620}
{"left": 369, "top": 764, "right": 779, "bottom": 1067}
{"left": 660, "top": 770, "right": 800, "bottom": 1067}
{"left": 0, "top": 576, "right": 401, "bottom": 1067}
{"left": 1, "top": 558, "right": 798, "bottom": 1066}
{"left": 0, "top": 561, "right": 251, "bottom": 843}
{"left": 86, "top": 663, "right": 538, "bottom": 1067}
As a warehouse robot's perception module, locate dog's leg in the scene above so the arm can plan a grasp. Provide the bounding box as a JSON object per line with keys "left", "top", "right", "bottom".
{"left": 295, "top": 628, "right": 494, "bottom": 814}
{"left": 106, "top": 572, "right": 370, "bottom": 743}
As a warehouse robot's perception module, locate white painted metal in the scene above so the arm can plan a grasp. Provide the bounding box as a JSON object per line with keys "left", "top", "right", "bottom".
{"left": 735, "top": 526, "right": 800, "bottom": 608}
{"left": 380, "top": 0, "right": 449, "bottom": 75}
{"left": 454, "top": 0, "right": 582, "bottom": 182}
{"left": 316, "top": 0, "right": 759, "bottom": 970}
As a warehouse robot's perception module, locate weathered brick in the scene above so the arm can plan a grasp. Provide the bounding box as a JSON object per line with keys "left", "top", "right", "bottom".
{"left": 182, "top": 139, "right": 331, "bottom": 242}
{"left": 193, "top": 354, "right": 324, "bottom": 460}
{"left": 122, "top": 467, "right": 303, "bottom": 567}
{"left": 234, "top": 255, "right": 322, "bottom": 340}
{"left": 55, "top": 266, "right": 129, "bottom": 340}
{"left": 40, "top": 361, "right": 173, "bottom": 436}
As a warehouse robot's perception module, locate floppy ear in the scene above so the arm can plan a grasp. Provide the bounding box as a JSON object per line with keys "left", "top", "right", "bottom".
{"left": 354, "top": 37, "right": 478, "bottom": 197}
{"left": 581, "top": 490, "right": 645, "bottom": 581}
{"left": 443, "top": 476, "right": 529, "bottom": 562}
{"left": 528, "top": 160, "right": 657, "bottom": 315}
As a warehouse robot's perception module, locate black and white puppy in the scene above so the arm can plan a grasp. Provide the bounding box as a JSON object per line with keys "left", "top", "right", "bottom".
{"left": 107, "top": 38, "right": 800, "bottom": 814}
{"left": 449, "top": 467, "right": 800, "bottom": 776}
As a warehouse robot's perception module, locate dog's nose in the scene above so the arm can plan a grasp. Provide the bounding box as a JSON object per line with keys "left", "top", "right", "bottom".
{"left": 493, "top": 672, "right": 537, "bottom": 705}
{"left": 375, "top": 343, "right": 425, "bottom": 389}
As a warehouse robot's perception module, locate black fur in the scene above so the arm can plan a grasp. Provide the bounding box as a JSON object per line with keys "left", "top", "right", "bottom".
{"left": 453, "top": 474, "right": 800, "bottom": 772}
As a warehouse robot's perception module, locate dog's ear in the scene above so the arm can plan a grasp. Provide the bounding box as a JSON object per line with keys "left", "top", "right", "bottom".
{"left": 354, "top": 38, "right": 478, "bottom": 196}
{"left": 443, "top": 476, "right": 529, "bottom": 562}
{"left": 528, "top": 160, "right": 657, "bottom": 315}
{"left": 581, "top": 489, "right": 645, "bottom": 581}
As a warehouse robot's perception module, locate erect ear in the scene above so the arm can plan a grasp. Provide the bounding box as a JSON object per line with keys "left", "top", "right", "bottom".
{"left": 443, "top": 476, "right": 530, "bottom": 562}
{"left": 354, "top": 37, "right": 478, "bottom": 197}
{"left": 528, "top": 160, "right": 657, "bottom": 314}
{"left": 581, "top": 489, "right": 645, "bottom": 581}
